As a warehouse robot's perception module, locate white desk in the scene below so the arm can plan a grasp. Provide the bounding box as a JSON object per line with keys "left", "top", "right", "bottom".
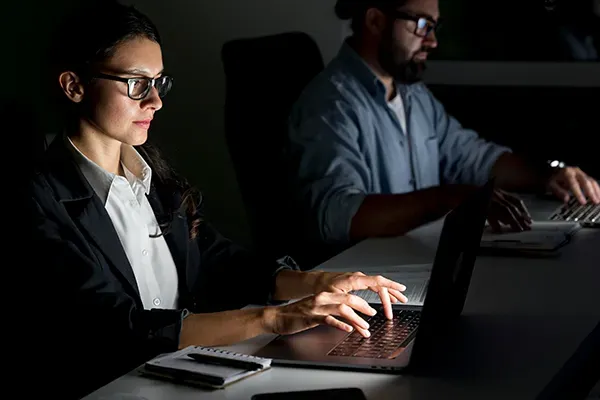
{"left": 84, "top": 197, "right": 600, "bottom": 400}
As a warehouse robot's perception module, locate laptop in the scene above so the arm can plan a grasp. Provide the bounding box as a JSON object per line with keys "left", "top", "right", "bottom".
{"left": 254, "top": 180, "right": 494, "bottom": 373}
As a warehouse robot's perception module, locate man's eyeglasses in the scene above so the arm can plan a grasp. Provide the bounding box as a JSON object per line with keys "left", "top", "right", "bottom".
{"left": 93, "top": 73, "right": 174, "bottom": 100}
{"left": 389, "top": 11, "right": 442, "bottom": 38}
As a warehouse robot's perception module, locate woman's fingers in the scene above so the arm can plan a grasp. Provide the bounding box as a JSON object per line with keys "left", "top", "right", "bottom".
{"left": 345, "top": 274, "right": 407, "bottom": 293}
{"left": 313, "top": 292, "right": 376, "bottom": 337}
{"left": 320, "top": 304, "right": 372, "bottom": 337}
{"left": 323, "top": 315, "right": 353, "bottom": 333}
{"left": 388, "top": 288, "right": 408, "bottom": 303}
{"left": 379, "top": 287, "right": 393, "bottom": 320}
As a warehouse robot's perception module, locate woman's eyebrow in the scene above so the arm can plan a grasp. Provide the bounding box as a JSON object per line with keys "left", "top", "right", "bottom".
{"left": 121, "top": 68, "right": 165, "bottom": 77}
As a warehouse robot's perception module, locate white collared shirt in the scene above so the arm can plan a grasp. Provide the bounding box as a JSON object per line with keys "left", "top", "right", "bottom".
{"left": 67, "top": 136, "right": 179, "bottom": 310}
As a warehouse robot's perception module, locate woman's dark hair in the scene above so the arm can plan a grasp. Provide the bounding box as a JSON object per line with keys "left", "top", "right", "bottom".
{"left": 335, "top": 0, "right": 407, "bottom": 35}
{"left": 51, "top": 0, "right": 202, "bottom": 240}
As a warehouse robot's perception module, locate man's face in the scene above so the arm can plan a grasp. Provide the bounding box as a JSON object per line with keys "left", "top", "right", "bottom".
{"left": 377, "top": 0, "right": 441, "bottom": 83}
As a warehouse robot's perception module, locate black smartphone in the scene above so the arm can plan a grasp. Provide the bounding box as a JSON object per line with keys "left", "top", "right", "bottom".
{"left": 251, "top": 388, "right": 367, "bottom": 400}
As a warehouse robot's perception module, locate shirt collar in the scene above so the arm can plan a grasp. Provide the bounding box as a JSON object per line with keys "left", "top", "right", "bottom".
{"left": 66, "top": 135, "right": 153, "bottom": 204}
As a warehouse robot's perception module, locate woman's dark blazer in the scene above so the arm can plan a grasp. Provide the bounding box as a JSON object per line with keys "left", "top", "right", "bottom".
{"left": 30, "top": 136, "right": 296, "bottom": 398}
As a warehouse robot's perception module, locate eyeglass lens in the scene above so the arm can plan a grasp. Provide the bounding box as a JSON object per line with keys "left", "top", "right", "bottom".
{"left": 415, "top": 18, "right": 436, "bottom": 37}
{"left": 128, "top": 77, "right": 172, "bottom": 99}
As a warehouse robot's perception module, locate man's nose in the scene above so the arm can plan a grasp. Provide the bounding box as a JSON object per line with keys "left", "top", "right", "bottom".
{"left": 424, "top": 30, "right": 438, "bottom": 48}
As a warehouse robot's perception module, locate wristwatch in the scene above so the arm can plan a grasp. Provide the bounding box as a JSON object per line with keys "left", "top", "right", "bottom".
{"left": 548, "top": 159, "right": 566, "bottom": 169}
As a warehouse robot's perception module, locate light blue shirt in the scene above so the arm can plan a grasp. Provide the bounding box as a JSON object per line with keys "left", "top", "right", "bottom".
{"left": 286, "top": 43, "right": 511, "bottom": 245}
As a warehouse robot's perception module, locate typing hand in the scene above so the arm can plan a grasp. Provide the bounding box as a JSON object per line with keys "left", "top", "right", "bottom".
{"left": 267, "top": 274, "right": 407, "bottom": 338}
{"left": 488, "top": 189, "right": 533, "bottom": 232}
{"left": 313, "top": 272, "right": 408, "bottom": 320}
{"left": 547, "top": 167, "right": 600, "bottom": 205}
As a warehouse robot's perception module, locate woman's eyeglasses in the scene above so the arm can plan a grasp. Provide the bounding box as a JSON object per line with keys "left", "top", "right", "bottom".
{"left": 389, "top": 11, "right": 442, "bottom": 38}
{"left": 93, "top": 73, "right": 174, "bottom": 100}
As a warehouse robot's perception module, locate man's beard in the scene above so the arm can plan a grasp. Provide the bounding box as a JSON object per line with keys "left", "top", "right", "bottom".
{"left": 378, "top": 29, "right": 429, "bottom": 84}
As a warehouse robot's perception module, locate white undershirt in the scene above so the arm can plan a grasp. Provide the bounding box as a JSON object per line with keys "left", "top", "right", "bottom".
{"left": 388, "top": 92, "right": 408, "bottom": 135}
{"left": 67, "top": 136, "right": 179, "bottom": 310}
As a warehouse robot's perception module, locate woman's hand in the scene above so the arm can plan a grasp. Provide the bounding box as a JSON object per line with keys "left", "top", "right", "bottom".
{"left": 313, "top": 272, "right": 408, "bottom": 320}
{"left": 264, "top": 273, "right": 408, "bottom": 338}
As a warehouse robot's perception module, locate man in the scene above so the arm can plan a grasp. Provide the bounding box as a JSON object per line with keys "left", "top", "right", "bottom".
{"left": 285, "top": 0, "right": 600, "bottom": 249}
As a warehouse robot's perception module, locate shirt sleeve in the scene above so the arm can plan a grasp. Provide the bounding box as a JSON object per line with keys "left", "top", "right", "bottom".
{"left": 427, "top": 88, "right": 512, "bottom": 186}
{"left": 287, "top": 99, "right": 370, "bottom": 245}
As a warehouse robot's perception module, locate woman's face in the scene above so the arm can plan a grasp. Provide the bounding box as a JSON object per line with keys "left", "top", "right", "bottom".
{"left": 79, "top": 37, "right": 165, "bottom": 146}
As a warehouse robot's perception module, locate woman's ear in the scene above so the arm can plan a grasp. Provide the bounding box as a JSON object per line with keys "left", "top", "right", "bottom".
{"left": 58, "top": 71, "right": 85, "bottom": 103}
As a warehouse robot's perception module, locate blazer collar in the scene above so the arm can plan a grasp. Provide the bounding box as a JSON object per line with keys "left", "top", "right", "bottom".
{"left": 40, "top": 136, "right": 194, "bottom": 304}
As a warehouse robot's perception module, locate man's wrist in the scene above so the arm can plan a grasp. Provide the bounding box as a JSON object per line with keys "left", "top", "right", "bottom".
{"left": 540, "top": 159, "right": 565, "bottom": 188}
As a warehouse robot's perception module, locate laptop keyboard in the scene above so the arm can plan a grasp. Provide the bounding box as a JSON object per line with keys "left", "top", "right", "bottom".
{"left": 328, "top": 309, "right": 420, "bottom": 359}
{"left": 549, "top": 198, "right": 600, "bottom": 227}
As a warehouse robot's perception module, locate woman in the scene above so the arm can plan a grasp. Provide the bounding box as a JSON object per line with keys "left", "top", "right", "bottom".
{"left": 31, "top": 2, "right": 407, "bottom": 398}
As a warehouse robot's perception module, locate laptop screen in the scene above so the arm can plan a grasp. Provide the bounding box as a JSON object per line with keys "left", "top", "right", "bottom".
{"left": 409, "top": 181, "right": 493, "bottom": 368}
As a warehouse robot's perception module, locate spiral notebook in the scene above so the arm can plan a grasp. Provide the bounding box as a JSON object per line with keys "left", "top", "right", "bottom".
{"left": 142, "top": 346, "right": 272, "bottom": 389}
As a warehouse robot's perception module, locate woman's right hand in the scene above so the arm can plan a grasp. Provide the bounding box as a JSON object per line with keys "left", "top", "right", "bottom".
{"left": 264, "top": 292, "right": 379, "bottom": 338}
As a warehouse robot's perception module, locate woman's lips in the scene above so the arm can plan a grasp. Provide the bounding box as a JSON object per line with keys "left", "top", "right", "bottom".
{"left": 134, "top": 120, "right": 152, "bottom": 129}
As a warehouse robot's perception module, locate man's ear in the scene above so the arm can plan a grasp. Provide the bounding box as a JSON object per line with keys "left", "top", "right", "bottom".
{"left": 364, "top": 7, "right": 387, "bottom": 37}
{"left": 58, "top": 71, "right": 85, "bottom": 103}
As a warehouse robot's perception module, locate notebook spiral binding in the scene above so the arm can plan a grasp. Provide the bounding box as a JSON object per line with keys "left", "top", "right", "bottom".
{"left": 195, "top": 346, "right": 268, "bottom": 361}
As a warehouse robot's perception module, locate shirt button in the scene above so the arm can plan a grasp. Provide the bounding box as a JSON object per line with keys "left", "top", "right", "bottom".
{"left": 142, "top": 249, "right": 149, "bottom": 256}
{"left": 153, "top": 298, "right": 161, "bottom": 307}
{"left": 130, "top": 200, "right": 137, "bottom": 207}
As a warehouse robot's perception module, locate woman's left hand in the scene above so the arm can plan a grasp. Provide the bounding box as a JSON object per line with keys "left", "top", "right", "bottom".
{"left": 313, "top": 272, "right": 408, "bottom": 320}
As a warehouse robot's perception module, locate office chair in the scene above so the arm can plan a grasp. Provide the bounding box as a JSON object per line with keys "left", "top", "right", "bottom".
{"left": 221, "top": 32, "right": 325, "bottom": 269}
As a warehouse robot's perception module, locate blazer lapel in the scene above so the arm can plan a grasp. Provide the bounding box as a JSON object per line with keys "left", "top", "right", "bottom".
{"left": 68, "top": 197, "right": 142, "bottom": 300}
{"left": 45, "top": 136, "right": 141, "bottom": 300}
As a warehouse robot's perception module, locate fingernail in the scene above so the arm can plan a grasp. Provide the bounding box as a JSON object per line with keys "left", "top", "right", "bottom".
{"left": 364, "top": 331, "right": 371, "bottom": 338}
{"left": 369, "top": 307, "right": 377, "bottom": 315}
{"left": 400, "top": 285, "right": 406, "bottom": 291}
{"left": 362, "top": 321, "right": 370, "bottom": 329}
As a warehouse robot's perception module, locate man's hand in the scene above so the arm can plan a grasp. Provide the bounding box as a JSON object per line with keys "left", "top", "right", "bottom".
{"left": 547, "top": 167, "right": 600, "bottom": 205}
{"left": 488, "top": 189, "right": 533, "bottom": 232}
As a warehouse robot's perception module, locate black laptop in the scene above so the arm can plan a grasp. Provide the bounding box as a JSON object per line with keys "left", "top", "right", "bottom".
{"left": 254, "top": 180, "right": 495, "bottom": 373}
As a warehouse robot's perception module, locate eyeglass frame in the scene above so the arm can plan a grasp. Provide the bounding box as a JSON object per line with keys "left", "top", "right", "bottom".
{"left": 387, "top": 10, "right": 442, "bottom": 38}
{"left": 91, "top": 72, "right": 174, "bottom": 100}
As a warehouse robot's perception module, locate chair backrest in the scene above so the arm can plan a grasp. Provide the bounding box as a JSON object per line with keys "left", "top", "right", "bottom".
{"left": 221, "top": 32, "right": 325, "bottom": 264}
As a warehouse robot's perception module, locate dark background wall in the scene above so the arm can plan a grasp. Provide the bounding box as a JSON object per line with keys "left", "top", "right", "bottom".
{"left": 10, "top": 0, "right": 600, "bottom": 250}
